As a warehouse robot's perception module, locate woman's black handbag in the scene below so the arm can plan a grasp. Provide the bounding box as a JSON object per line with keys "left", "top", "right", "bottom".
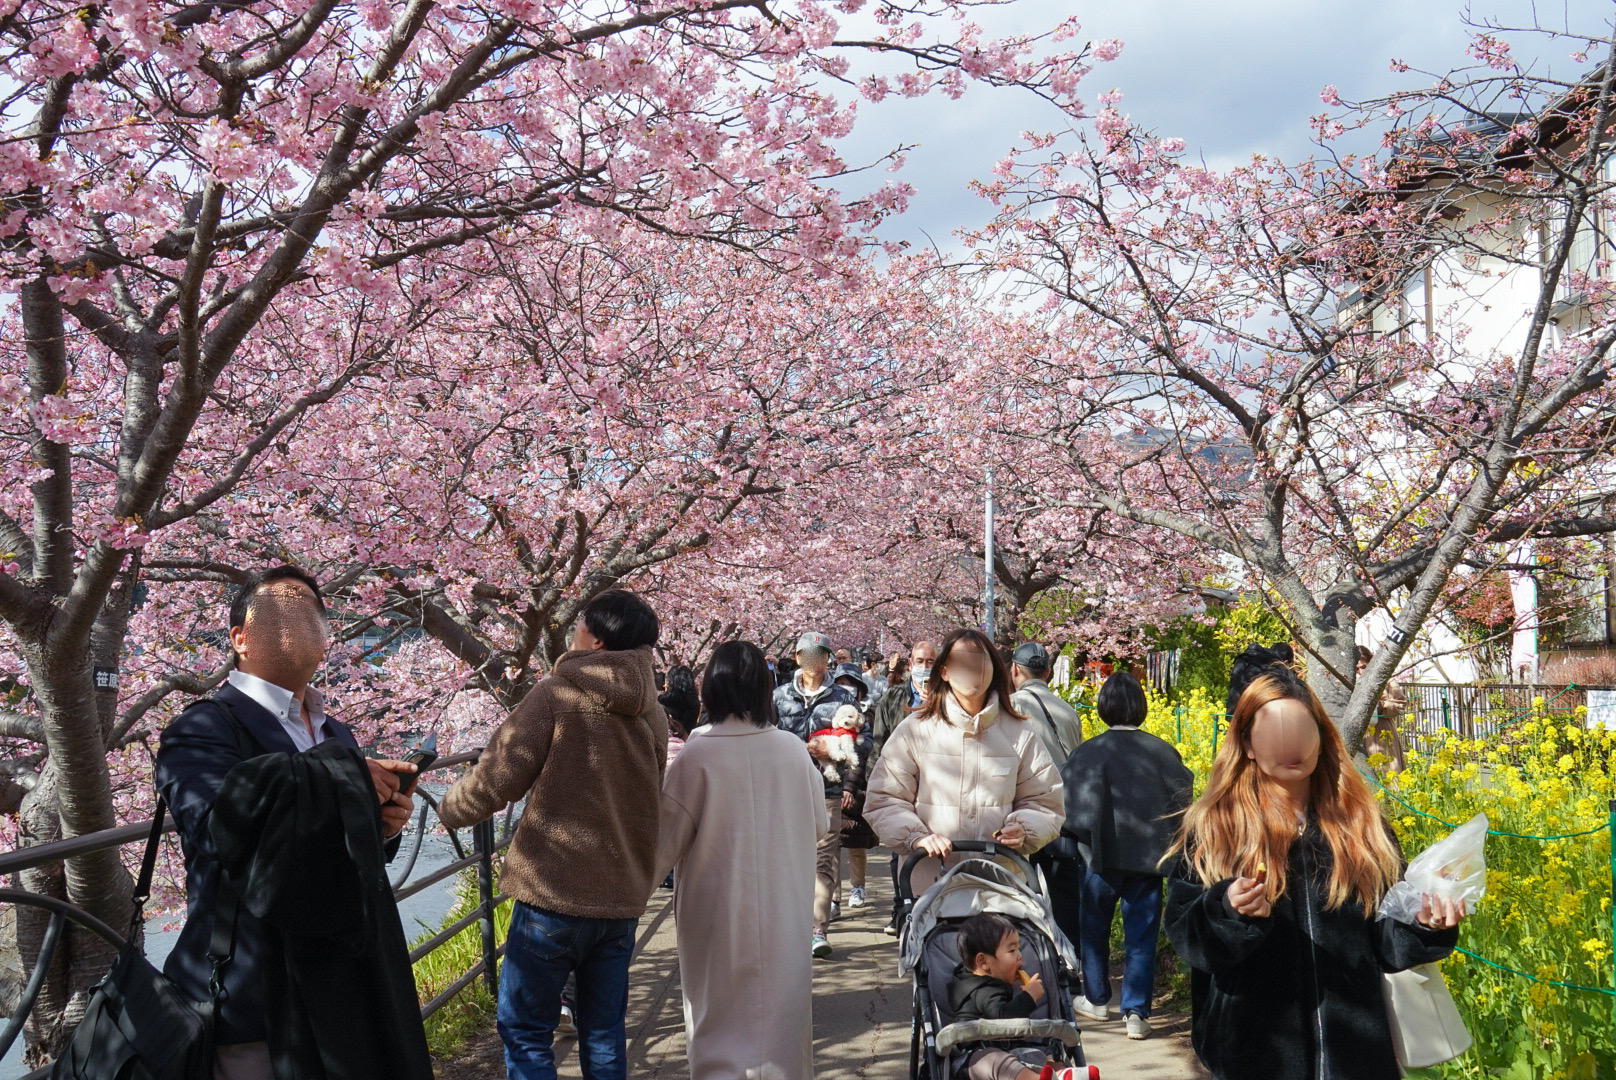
{"left": 50, "top": 796, "right": 240, "bottom": 1080}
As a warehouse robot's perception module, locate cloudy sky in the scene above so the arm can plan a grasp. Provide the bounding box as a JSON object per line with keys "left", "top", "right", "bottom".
{"left": 839, "top": 0, "right": 1616, "bottom": 249}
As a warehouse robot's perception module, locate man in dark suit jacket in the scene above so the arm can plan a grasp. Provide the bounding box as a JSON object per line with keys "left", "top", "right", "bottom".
{"left": 157, "top": 566, "right": 420, "bottom": 1080}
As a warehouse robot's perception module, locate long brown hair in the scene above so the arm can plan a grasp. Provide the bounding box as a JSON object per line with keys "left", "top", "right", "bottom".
{"left": 1169, "top": 669, "right": 1400, "bottom": 913}
{"left": 912, "top": 629, "right": 1024, "bottom": 723}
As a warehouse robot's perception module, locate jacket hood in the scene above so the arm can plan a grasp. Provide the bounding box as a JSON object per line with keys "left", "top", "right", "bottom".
{"left": 552, "top": 645, "right": 659, "bottom": 718}
{"left": 941, "top": 692, "right": 1002, "bottom": 735}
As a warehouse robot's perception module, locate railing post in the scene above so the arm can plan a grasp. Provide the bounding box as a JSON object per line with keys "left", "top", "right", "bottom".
{"left": 474, "top": 817, "right": 498, "bottom": 998}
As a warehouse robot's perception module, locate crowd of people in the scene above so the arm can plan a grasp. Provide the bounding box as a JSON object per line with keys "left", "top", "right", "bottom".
{"left": 150, "top": 568, "right": 1464, "bottom": 1080}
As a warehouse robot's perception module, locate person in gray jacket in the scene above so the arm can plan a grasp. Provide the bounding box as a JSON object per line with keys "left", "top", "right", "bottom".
{"left": 1009, "top": 641, "right": 1085, "bottom": 951}
{"left": 1008, "top": 642, "right": 1084, "bottom": 765}
{"left": 773, "top": 631, "right": 855, "bottom": 957}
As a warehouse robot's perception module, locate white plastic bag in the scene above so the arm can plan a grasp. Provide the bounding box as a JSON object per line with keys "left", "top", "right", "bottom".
{"left": 1378, "top": 812, "right": 1488, "bottom": 924}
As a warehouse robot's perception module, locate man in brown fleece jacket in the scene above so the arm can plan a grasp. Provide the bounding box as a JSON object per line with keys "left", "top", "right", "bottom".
{"left": 439, "top": 589, "right": 668, "bottom": 1080}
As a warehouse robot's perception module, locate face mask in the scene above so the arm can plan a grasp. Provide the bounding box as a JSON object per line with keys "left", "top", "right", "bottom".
{"left": 911, "top": 666, "right": 932, "bottom": 686}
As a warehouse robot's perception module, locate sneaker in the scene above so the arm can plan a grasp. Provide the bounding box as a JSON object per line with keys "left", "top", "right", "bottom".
{"left": 555, "top": 1004, "right": 577, "bottom": 1038}
{"left": 1074, "top": 997, "right": 1109, "bottom": 1022}
{"left": 849, "top": 886, "right": 867, "bottom": 908}
{"left": 831, "top": 901, "right": 840, "bottom": 921}
{"left": 883, "top": 919, "right": 899, "bottom": 937}
{"left": 812, "top": 932, "right": 832, "bottom": 959}
{"left": 1125, "top": 1013, "right": 1152, "bottom": 1040}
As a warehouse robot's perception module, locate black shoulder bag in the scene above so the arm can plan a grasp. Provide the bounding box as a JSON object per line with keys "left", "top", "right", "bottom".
{"left": 51, "top": 703, "right": 250, "bottom": 1080}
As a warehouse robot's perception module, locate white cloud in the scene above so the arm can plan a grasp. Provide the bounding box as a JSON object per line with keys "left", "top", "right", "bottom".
{"left": 835, "top": 0, "right": 1616, "bottom": 248}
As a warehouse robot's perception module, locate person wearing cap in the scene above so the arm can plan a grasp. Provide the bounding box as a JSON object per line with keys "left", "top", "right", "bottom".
{"left": 773, "top": 631, "right": 858, "bottom": 958}
{"left": 1009, "top": 643, "right": 1085, "bottom": 766}
{"left": 1010, "top": 641, "right": 1086, "bottom": 952}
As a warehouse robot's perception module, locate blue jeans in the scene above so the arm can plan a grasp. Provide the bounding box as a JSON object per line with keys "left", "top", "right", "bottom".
{"left": 1077, "top": 867, "right": 1164, "bottom": 1019}
{"left": 498, "top": 901, "right": 639, "bottom": 1080}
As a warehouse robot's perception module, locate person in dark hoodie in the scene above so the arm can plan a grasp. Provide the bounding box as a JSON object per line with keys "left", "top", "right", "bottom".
{"left": 1224, "top": 642, "right": 1295, "bottom": 721}
{"left": 660, "top": 664, "right": 702, "bottom": 740}
{"left": 1061, "top": 672, "right": 1194, "bottom": 1040}
{"left": 1164, "top": 666, "right": 1466, "bottom": 1080}
{"left": 440, "top": 589, "right": 668, "bottom": 1080}
{"left": 156, "top": 566, "right": 430, "bottom": 1080}
{"left": 947, "top": 913, "right": 1081, "bottom": 1080}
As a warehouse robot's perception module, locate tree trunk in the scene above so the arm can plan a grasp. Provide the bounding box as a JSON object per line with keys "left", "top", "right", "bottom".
{"left": 16, "top": 637, "right": 133, "bottom": 1061}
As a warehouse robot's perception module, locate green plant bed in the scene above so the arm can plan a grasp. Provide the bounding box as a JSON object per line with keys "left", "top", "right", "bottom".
{"left": 412, "top": 870, "right": 513, "bottom": 1060}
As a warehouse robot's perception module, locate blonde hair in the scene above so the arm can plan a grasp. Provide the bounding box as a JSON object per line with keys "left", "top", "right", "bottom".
{"left": 1168, "top": 672, "right": 1400, "bottom": 913}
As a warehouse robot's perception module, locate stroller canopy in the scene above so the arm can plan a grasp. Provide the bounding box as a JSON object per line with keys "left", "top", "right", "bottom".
{"left": 900, "top": 857, "right": 1078, "bottom": 975}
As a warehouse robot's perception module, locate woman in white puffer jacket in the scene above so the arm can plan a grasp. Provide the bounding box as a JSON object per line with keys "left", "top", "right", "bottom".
{"left": 864, "top": 628, "right": 1065, "bottom": 894}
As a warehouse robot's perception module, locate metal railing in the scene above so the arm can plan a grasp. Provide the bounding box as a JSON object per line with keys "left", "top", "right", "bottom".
{"left": 0, "top": 747, "right": 506, "bottom": 1078}
{"left": 1403, "top": 682, "right": 1614, "bottom": 746}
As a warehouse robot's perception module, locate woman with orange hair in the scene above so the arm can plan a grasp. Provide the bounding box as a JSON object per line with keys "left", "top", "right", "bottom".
{"left": 1164, "top": 666, "right": 1466, "bottom": 1080}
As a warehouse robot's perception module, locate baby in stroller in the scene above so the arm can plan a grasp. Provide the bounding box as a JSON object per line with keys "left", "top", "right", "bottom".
{"left": 950, "top": 914, "right": 1084, "bottom": 1080}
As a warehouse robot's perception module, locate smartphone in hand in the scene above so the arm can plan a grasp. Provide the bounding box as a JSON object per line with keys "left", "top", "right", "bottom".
{"left": 398, "top": 733, "right": 438, "bottom": 797}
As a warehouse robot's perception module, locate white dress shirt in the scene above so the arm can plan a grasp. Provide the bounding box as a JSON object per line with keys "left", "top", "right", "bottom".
{"left": 227, "top": 671, "right": 333, "bottom": 752}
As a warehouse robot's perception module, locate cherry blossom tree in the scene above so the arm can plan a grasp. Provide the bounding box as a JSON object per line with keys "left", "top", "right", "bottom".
{"left": 969, "top": 26, "right": 1616, "bottom": 749}
{"left": 0, "top": 0, "right": 1103, "bottom": 1049}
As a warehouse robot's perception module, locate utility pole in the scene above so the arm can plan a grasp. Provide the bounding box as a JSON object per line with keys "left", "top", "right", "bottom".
{"left": 984, "top": 466, "right": 996, "bottom": 641}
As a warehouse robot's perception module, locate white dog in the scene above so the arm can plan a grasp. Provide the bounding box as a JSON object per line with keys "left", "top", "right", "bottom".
{"left": 808, "top": 704, "right": 864, "bottom": 784}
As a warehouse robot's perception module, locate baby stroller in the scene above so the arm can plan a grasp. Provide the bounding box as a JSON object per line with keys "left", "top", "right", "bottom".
{"left": 898, "top": 841, "right": 1098, "bottom": 1080}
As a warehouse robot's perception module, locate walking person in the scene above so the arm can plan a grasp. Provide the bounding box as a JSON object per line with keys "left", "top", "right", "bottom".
{"left": 1009, "top": 641, "right": 1086, "bottom": 951}
{"left": 864, "top": 629, "right": 1065, "bottom": 901}
{"left": 1356, "top": 646, "right": 1409, "bottom": 772}
{"left": 656, "top": 641, "right": 827, "bottom": 1080}
{"left": 871, "top": 641, "right": 937, "bottom": 757}
{"left": 439, "top": 590, "right": 668, "bottom": 1080}
{"left": 861, "top": 650, "right": 889, "bottom": 699}
{"left": 1009, "top": 643, "right": 1085, "bottom": 765}
{"left": 774, "top": 631, "right": 857, "bottom": 957}
{"left": 1164, "top": 666, "right": 1466, "bottom": 1080}
{"left": 1060, "top": 673, "right": 1194, "bottom": 1039}
{"left": 869, "top": 640, "right": 936, "bottom": 934}
{"left": 156, "top": 566, "right": 431, "bottom": 1080}
{"left": 835, "top": 706, "right": 879, "bottom": 910}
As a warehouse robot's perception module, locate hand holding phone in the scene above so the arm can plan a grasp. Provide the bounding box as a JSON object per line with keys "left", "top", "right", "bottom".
{"left": 397, "top": 733, "right": 438, "bottom": 797}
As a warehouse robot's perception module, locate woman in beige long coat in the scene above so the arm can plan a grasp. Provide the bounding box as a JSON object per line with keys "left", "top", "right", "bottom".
{"left": 656, "top": 640, "right": 827, "bottom": 1080}
{"left": 864, "top": 628, "right": 1065, "bottom": 895}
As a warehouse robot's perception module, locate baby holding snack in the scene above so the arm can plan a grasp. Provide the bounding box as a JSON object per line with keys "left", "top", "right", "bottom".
{"left": 948, "top": 913, "right": 1083, "bottom": 1080}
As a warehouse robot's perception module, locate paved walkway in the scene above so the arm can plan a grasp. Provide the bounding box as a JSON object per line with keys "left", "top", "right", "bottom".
{"left": 444, "top": 856, "right": 1208, "bottom": 1079}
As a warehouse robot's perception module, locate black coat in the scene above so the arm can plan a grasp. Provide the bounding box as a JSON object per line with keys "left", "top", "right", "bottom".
{"left": 947, "top": 966, "right": 1038, "bottom": 1023}
{"left": 154, "top": 687, "right": 403, "bottom": 1049}
{"left": 1164, "top": 825, "right": 1458, "bottom": 1080}
{"left": 840, "top": 732, "right": 879, "bottom": 849}
{"left": 210, "top": 741, "right": 432, "bottom": 1080}
{"left": 1061, "top": 728, "right": 1193, "bottom": 876}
